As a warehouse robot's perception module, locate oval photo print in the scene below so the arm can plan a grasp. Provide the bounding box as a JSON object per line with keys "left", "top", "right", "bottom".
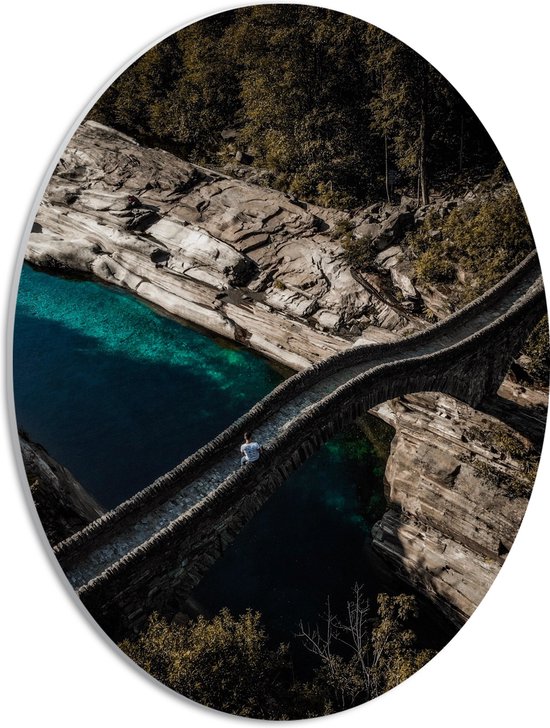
{"left": 12, "top": 4, "right": 548, "bottom": 719}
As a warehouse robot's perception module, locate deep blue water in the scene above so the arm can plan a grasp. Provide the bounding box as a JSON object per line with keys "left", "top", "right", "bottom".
{"left": 13, "top": 264, "right": 452, "bottom": 649}
{"left": 192, "top": 432, "right": 387, "bottom": 642}
{"left": 13, "top": 264, "right": 284, "bottom": 509}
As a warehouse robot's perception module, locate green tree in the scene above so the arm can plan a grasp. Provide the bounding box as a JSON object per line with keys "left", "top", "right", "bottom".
{"left": 92, "top": 35, "right": 182, "bottom": 139}
{"left": 368, "top": 26, "right": 443, "bottom": 205}
{"left": 297, "top": 585, "right": 434, "bottom": 710}
{"left": 166, "top": 15, "right": 240, "bottom": 160}
{"left": 370, "top": 593, "right": 433, "bottom": 694}
{"left": 120, "top": 591, "right": 436, "bottom": 718}
{"left": 409, "top": 185, "right": 535, "bottom": 299}
{"left": 120, "top": 609, "right": 290, "bottom": 719}
{"left": 225, "top": 5, "right": 380, "bottom": 206}
{"left": 89, "top": 6, "right": 503, "bottom": 206}
{"left": 367, "top": 25, "right": 499, "bottom": 204}
{"left": 521, "top": 315, "right": 549, "bottom": 385}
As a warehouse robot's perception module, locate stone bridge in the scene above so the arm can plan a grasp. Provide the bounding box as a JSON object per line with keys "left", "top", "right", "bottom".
{"left": 54, "top": 251, "right": 546, "bottom": 638}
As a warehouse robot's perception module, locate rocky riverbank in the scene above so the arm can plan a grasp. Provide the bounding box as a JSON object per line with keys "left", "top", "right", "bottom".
{"left": 27, "top": 121, "right": 421, "bottom": 371}
{"left": 370, "top": 382, "right": 546, "bottom": 625}
{"left": 19, "top": 432, "right": 104, "bottom": 545}
{"left": 24, "top": 120, "right": 547, "bottom": 625}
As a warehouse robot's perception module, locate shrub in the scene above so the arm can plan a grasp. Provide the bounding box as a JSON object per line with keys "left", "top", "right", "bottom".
{"left": 415, "top": 249, "right": 456, "bottom": 283}
{"left": 472, "top": 460, "right": 533, "bottom": 499}
{"left": 331, "top": 218, "right": 354, "bottom": 241}
{"left": 407, "top": 211, "right": 442, "bottom": 255}
{"left": 408, "top": 185, "right": 534, "bottom": 300}
{"left": 120, "top": 610, "right": 290, "bottom": 719}
{"left": 342, "top": 233, "right": 377, "bottom": 270}
{"left": 521, "top": 315, "right": 549, "bottom": 385}
{"left": 468, "top": 421, "right": 539, "bottom": 499}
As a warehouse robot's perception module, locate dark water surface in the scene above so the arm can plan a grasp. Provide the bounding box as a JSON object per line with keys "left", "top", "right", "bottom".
{"left": 14, "top": 264, "right": 284, "bottom": 509}
{"left": 192, "top": 430, "right": 389, "bottom": 640}
{"left": 13, "top": 264, "right": 455, "bottom": 653}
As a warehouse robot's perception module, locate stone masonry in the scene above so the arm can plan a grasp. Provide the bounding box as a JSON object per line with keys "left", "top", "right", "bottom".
{"left": 51, "top": 252, "right": 546, "bottom": 638}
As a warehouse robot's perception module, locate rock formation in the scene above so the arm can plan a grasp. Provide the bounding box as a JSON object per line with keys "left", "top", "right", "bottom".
{"left": 26, "top": 121, "right": 419, "bottom": 370}
{"left": 19, "top": 432, "right": 104, "bottom": 546}
{"left": 371, "top": 381, "right": 546, "bottom": 625}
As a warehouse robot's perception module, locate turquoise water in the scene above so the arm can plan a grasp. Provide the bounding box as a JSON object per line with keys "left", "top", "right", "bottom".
{"left": 13, "top": 264, "right": 285, "bottom": 508}
{"left": 13, "top": 264, "right": 453, "bottom": 649}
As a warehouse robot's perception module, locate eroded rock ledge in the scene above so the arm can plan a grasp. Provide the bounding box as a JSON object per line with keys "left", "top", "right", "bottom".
{"left": 371, "top": 383, "right": 546, "bottom": 625}
{"left": 27, "top": 121, "right": 419, "bottom": 371}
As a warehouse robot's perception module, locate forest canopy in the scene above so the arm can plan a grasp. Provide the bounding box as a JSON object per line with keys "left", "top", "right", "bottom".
{"left": 90, "top": 4, "right": 501, "bottom": 208}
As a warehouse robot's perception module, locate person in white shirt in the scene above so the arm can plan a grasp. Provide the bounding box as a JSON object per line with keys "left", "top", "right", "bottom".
{"left": 240, "top": 431, "right": 262, "bottom": 466}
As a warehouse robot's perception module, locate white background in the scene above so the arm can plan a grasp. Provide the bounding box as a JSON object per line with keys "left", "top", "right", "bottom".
{"left": 2, "top": 1, "right": 549, "bottom": 726}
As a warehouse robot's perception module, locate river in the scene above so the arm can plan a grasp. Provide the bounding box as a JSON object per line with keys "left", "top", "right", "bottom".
{"left": 13, "top": 263, "right": 455, "bottom": 658}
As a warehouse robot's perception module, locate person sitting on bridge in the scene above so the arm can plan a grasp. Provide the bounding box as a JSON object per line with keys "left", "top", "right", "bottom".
{"left": 240, "top": 431, "right": 262, "bottom": 466}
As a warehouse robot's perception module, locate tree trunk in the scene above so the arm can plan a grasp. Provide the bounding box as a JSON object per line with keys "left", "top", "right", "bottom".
{"left": 419, "top": 90, "right": 429, "bottom": 205}
{"left": 459, "top": 114, "right": 464, "bottom": 172}
{"left": 384, "top": 134, "right": 391, "bottom": 203}
{"left": 378, "top": 36, "right": 391, "bottom": 205}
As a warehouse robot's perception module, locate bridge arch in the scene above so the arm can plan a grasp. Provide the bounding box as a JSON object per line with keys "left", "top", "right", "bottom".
{"left": 53, "top": 252, "right": 546, "bottom": 638}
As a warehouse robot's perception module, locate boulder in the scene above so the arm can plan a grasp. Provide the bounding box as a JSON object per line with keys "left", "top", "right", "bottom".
{"left": 389, "top": 264, "right": 418, "bottom": 299}
{"left": 373, "top": 210, "right": 415, "bottom": 250}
